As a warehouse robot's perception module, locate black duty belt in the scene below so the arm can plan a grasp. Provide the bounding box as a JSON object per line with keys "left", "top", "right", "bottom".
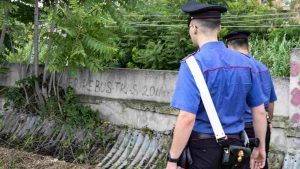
{"left": 190, "top": 132, "right": 241, "bottom": 140}
{"left": 245, "top": 122, "right": 253, "bottom": 129}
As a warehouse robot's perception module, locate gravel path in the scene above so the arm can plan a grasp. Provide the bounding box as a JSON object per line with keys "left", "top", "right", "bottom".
{"left": 0, "top": 147, "right": 100, "bottom": 169}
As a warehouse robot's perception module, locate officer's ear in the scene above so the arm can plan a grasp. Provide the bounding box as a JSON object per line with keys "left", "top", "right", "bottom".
{"left": 227, "top": 42, "right": 233, "bottom": 49}
{"left": 190, "top": 24, "right": 198, "bottom": 35}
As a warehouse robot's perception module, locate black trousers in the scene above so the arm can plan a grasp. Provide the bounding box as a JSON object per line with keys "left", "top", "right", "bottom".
{"left": 188, "top": 138, "right": 245, "bottom": 169}
{"left": 244, "top": 122, "right": 271, "bottom": 169}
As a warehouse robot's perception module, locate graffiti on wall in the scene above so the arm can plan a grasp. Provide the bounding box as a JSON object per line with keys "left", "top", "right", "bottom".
{"left": 67, "top": 77, "right": 171, "bottom": 98}
{"left": 59, "top": 69, "right": 177, "bottom": 103}
{"left": 290, "top": 53, "right": 300, "bottom": 123}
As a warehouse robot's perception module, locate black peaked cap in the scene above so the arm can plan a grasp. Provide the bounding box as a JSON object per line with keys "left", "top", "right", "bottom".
{"left": 181, "top": 1, "right": 227, "bottom": 19}
{"left": 223, "top": 30, "right": 251, "bottom": 42}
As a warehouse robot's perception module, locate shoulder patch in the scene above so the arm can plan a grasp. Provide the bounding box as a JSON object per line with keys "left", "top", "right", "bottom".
{"left": 240, "top": 53, "right": 251, "bottom": 59}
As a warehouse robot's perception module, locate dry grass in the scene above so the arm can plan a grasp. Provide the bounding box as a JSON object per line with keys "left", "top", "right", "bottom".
{"left": 0, "top": 147, "right": 100, "bottom": 169}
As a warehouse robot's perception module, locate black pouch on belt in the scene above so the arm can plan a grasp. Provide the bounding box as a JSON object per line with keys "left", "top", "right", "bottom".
{"left": 177, "top": 145, "right": 193, "bottom": 168}
{"left": 222, "top": 145, "right": 251, "bottom": 167}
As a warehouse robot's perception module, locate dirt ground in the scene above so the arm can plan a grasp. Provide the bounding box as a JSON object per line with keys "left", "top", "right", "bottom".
{"left": 0, "top": 147, "right": 100, "bottom": 169}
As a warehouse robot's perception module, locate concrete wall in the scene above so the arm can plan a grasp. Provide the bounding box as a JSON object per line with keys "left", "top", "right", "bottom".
{"left": 272, "top": 77, "right": 289, "bottom": 117}
{"left": 0, "top": 65, "right": 22, "bottom": 87}
{"left": 57, "top": 66, "right": 290, "bottom": 133}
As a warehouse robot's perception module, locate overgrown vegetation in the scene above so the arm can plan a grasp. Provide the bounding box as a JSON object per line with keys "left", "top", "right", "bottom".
{"left": 110, "top": 0, "right": 300, "bottom": 75}
{"left": 1, "top": 72, "right": 115, "bottom": 164}
{"left": 2, "top": 76, "right": 102, "bottom": 131}
{"left": 251, "top": 33, "right": 300, "bottom": 77}
{"left": 1, "top": 0, "right": 299, "bottom": 76}
{"left": 0, "top": 109, "right": 115, "bottom": 166}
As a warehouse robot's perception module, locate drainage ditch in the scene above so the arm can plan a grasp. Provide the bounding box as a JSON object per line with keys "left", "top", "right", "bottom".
{"left": 0, "top": 111, "right": 170, "bottom": 169}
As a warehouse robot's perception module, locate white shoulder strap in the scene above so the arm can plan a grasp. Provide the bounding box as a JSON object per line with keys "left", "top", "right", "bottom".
{"left": 186, "top": 55, "right": 226, "bottom": 140}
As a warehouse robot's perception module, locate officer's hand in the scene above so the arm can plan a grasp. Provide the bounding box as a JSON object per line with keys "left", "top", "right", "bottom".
{"left": 166, "top": 162, "right": 177, "bottom": 169}
{"left": 269, "top": 123, "right": 272, "bottom": 129}
{"left": 250, "top": 147, "right": 266, "bottom": 169}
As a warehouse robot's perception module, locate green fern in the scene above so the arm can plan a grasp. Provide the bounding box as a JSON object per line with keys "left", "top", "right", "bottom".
{"left": 46, "top": 0, "right": 118, "bottom": 74}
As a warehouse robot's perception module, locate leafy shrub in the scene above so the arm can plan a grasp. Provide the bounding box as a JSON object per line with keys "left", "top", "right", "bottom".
{"left": 251, "top": 34, "right": 300, "bottom": 77}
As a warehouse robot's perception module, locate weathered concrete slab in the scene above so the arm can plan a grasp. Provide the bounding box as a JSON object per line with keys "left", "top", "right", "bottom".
{"left": 90, "top": 100, "right": 177, "bottom": 131}
{"left": 273, "top": 77, "right": 289, "bottom": 117}
{"left": 0, "top": 65, "right": 22, "bottom": 87}
{"left": 270, "top": 128, "right": 288, "bottom": 152}
{"left": 282, "top": 152, "right": 300, "bottom": 169}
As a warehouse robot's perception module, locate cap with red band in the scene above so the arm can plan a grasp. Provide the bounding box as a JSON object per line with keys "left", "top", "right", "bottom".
{"left": 181, "top": 1, "right": 227, "bottom": 21}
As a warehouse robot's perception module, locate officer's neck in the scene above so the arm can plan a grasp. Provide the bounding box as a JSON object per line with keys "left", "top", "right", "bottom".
{"left": 236, "top": 48, "right": 250, "bottom": 55}
{"left": 196, "top": 36, "right": 218, "bottom": 49}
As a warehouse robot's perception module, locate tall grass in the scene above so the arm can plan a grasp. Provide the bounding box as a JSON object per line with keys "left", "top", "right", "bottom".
{"left": 250, "top": 34, "right": 300, "bottom": 77}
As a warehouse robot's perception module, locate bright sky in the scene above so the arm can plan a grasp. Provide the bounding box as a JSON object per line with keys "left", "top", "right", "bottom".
{"left": 11, "top": 0, "right": 43, "bottom": 8}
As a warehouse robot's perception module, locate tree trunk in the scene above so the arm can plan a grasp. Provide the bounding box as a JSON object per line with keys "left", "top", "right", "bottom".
{"left": 19, "top": 31, "right": 30, "bottom": 80}
{"left": 34, "top": 0, "right": 39, "bottom": 78}
{"left": 34, "top": 0, "right": 45, "bottom": 108}
{"left": 42, "top": 0, "right": 59, "bottom": 98}
{"left": 26, "top": 43, "right": 33, "bottom": 77}
{"left": 9, "top": 36, "right": 17, "bottom": 62}
{"left": 0, "top": 10, "right": 8, "bottom": 54}
{"left": 0, "top": 26, "right": 6, "bottom": 54}
{"left": 48, "top": 73, "right": 53, "bottom": 95}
